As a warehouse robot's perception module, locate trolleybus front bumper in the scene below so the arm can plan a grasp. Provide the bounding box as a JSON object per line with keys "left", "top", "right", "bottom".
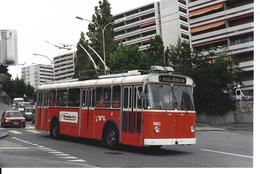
{"left": 144, "top": 138, "right": 196, "bottom": 146}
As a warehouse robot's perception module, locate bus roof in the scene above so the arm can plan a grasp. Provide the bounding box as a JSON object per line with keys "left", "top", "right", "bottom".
{"left": 37, "top": 73, "right": 194, "bottom": 91}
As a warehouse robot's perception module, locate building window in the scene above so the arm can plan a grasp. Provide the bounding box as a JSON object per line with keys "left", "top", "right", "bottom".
{"left": 181, "top": 33, "right": 190, "bottom": 40}
{"left": 179, "top": 7, "right": 187, "bottom": 14}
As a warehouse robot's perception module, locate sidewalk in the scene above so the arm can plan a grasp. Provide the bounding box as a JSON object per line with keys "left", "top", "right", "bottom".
{"left": 196, "top": 123, "right": 253, "bottom": 132}
{"left": 0, "top": 128, "right": 8, "bottom": 139}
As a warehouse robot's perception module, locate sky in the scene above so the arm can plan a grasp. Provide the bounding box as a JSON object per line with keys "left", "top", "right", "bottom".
{"left": 0, "top": 0, "right": 157, "bottom": 78}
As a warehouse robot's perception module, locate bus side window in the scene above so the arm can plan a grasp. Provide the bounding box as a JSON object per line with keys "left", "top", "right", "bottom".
{"left": 123, "top": 88, "right": 128, "bottom": 109}
{"left": 68, "top": 88, "right": 80, "bottom": 107}
{"left": 96, "top": 87, "right": 103, "bottom": 108}
{"left": 43, "top": 92, "right": 48, "bottom": 107}
{"left": 81, "top": 90, "right": 86, "bottom": 107}
{"left": 137, "top": 87, "right": 142, "bottom": 109}
{"left": 112, "top": 86, "right": 121, "bottom": 108}
{"left": 37, "top": 92, "right": 42, "bottom": 107}
{"left": 91, "top": 89, "right": 95, "bottom": 108}
{"left": 57, "top": 89, "right": 68, "bottom": 107}
{"left": 49, "top": 90, "right": 56, "bottom": 106}
{"left": 96, "top": 87, "right": 111, "bottom": 108}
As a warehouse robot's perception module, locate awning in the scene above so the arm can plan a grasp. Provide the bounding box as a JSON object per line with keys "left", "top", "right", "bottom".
{"left": 189, "top": 2, "right": 224, "bottom": 18}
{"left": 193, "top": 38, "right": 227, "bottom": 48}
{"left": 191, "top": 20, "right": 225, "bottom": 34}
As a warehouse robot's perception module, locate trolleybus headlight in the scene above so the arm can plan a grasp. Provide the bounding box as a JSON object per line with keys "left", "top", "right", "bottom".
{"left": 154, "top": 126, "right": 160, "bottom": 133}
{"left": 190, "top": 126, "right": 195, "bottom": 133}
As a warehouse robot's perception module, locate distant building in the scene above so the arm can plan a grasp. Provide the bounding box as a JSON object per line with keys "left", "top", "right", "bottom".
{"left": 53, "top": 52, "right": 76, "bottom": 81}
{"left": 188, "top": 0, "right": 254, "bottom": 92}
{"left": 21, "top": 64, "right": 53, "bottom": 88}
{"left": 113, "top": 0, "right": 190, "bottom": 51}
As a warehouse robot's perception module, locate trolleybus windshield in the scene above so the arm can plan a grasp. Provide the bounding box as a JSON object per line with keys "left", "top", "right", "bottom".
{"left": 144, "top": 83, "right": 195, "bottom": 111}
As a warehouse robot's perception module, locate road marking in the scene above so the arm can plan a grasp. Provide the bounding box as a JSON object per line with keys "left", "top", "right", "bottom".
{"left": 8, "top": 130, "right": 22, "bottom": 134}
{"left": 26, "top": 130, "right": 41, "bottom": 134}
{"left": 60, "top": 156, "right": 78, "bottom": 159}
{"left": 25, "top": 126, "right": 35, "bottom": 129}
{"left": 54, "top": 153, "right": 70, "bottom": 156}
{"left": 0, "top": 146, "right": 30, "bottom": 150}
{"left": 68, "top": 159, "right": 86, "bottom": 162}
{"left": 201, "top": 148, "right": 253, "bottom": 159}
{"left": 210, "top": 131, "right": 239, "bottom": 135}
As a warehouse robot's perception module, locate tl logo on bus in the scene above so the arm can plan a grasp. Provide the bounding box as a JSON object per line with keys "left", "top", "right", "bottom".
{"left": 95, "top": 115, "right": 106, "bottom": 122}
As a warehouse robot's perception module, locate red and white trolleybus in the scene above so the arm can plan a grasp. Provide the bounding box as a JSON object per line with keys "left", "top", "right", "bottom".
{"left": 35, "top": 68, "right": 196, "bottom": 148}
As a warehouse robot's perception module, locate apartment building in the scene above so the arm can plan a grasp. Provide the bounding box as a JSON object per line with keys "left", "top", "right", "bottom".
{"left": 53, "top": 51, "right": 76, "bottom": 81}
{"left": 21, "top": 64, "right": 53, "bottom": 88}
{"left": 113, "top": 0, "right": 190, "bottom": 51}
{"left": 188, "top": 0, "right": 254, "bottom": 92}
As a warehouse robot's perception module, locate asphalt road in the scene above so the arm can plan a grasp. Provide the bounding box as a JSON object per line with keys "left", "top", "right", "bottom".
{"left": 0, "top": 121, "right": 253, "bottom": 168}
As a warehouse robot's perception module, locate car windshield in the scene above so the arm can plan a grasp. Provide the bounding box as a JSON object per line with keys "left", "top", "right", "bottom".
{"left": 6, "top": 111, "right": 22, "bottom": 117}
{"left": 25, "top": 108, "right": 34, "bottom": 112}
{"left": 144, "top": 83, "right": 195, "bottom": 111}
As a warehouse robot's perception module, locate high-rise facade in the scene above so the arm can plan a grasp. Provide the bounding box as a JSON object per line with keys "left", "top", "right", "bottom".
{"left": 188, "top": 0, "right": 254, "bottom": 92}
{"left": 53, "top": 51, "right": 76, "bottom": 81}
{"left": 113, "top": 0, "right": 190, "bottom": 51}
{"left": 21, "top": 64, "right": 53, "bottom": 88}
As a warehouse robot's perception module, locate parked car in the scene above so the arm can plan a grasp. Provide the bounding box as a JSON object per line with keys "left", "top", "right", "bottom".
{"left": 1, "top": 110, "right": 26, "bottom": 128}
{"left": 17, "top": 102, "right": 31, "bottom": 112}
{"left": 31, "top": 109, "right": 36, "bottom": 124}
{"left": 23, "top": 107, "right": 35, "bottom": 121}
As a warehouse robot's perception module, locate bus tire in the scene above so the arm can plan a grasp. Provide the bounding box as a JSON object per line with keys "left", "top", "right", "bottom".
{"left": 103, "top": 124, "right": 119, "bottom": 149}
{"left": 50, "top": 119, "right": 60, "bottom": 139}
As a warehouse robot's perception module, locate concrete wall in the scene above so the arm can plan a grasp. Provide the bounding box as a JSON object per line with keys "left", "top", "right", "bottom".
{"left": 197, "top": 101, "right": 253, "bottom": 124}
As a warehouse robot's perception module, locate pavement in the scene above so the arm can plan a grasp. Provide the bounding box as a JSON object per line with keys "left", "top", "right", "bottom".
{"left": 0, "top": 128, "right": 8, "bottom": 139}
{"left": 0, "top": 123, "right": 253, "bottom": 139}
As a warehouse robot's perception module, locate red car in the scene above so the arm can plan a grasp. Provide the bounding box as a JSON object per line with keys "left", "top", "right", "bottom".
{"left": 1, "top": 110, "right": 26, "bottom": 128}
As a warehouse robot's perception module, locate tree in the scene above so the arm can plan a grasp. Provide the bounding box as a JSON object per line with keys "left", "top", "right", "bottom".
{"left": 2, "top": 77, "right": 35, "bottom": 101}
{"left": 109, "top": 44, "right": 149, "bottom": 72}
{"left": 167, "top": 38, "right": 192, "bottom": 75}
{"left": 74, "top": 32, "right": 93, "bottom": 78}
{"left": 191, "top": 54, "right": 241, "bottom": 115}
{"left": 167, "top": 39, "right": 241, "bottom": 115}
{"left": 146, "top": 35, "right": 165, "bottom": 67}
{"left": 87, "top": 0, "right": 117, "bottom": 69}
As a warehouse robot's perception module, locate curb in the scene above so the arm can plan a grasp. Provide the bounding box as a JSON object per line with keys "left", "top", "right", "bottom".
{"left": 196, "top": 127, "right": 225, "bottom": 131}
{"left": 0, "top": 128, "right": 9, "bottom": 139}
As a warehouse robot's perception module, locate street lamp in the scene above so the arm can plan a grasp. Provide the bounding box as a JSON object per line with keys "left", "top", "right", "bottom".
{"left": 33, "top": 53, "right": 53, "bottom": 67}
{"left": 75, "top": 16, "right": 127, "bottom": 74}
{"left": 33, "top": 53, "right": 53, "bottom": 81}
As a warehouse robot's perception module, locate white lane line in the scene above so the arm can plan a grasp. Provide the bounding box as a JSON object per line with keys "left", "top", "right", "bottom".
{"left": 60, "top": 156, "right": 78, "bottom": 159}
{"left": 0, "top": 146, "right": 30, "bottom": 150}
{"left": 48, "top": 151, "right": 63, "bottom": 154}
{"left": 25, "top": 126, "right": 35, "bottom": 129}
{"left": 68, "top": 159, "right": 86, "bottom": 162}
{"left": 210, "top": 131, "right": 239, "bottom": 135}
{"left": 53, "top": 153, "right": 70, "bottom": 156}
{"left": 8, "top": 130, "right": 22, "bottom": 134}
{"left": 26, "top": 130, "right": 41, "bottom": 134}
{"left": 201, "top": 148, "right": 253, "bottom": 159}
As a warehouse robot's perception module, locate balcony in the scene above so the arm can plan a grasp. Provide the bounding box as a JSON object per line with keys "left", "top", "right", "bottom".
{"left": 190, "top": 3, "right": 253, "bottom": 26}
{"left": 115, "top": 25, "right": 156, "bottom": 41}
{"left": 192, "top": 22, "right": 253, "bottom": 45}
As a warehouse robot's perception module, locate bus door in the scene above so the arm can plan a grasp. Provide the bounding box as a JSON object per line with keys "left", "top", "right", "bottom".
{"left": 80, "top": 89, "right": 90, "bottom": 137}
{"left": 41, "top": 91, "right": 48, "bottom": 131}
{"left": 121, "top": 86, "right": 142, "bottom": 146}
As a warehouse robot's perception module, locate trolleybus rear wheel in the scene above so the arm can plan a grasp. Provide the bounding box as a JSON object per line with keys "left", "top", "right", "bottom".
{"left": 50, "top": 119, "right": 60, "bottom": 139}
{"left": 103, "top": 125, "right": 119, "bottom": 149}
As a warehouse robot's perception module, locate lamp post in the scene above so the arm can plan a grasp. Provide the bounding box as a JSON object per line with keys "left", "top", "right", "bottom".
{"left": 33, "top": 53, "right": 53, "bottom": 81}
{"left": 75, "top": 16, "right": 126, "bottom": 74}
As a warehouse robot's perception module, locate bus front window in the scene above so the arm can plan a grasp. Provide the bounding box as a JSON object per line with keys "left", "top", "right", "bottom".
{"left": 144, "top": 83, "right": 195, "bottom": 111}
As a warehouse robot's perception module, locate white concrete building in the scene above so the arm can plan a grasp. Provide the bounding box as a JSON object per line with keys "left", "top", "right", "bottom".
{"left": 113, "top": 0, "right": 190, "bottom": 51}
{"left": 53, "top": 52, "right": 76, "bottom": 81}
{"left": 188, "top": 0, "right": 254, "bottom": 92}
{"left": 21, "top": 64, "right": 53, "bottom": 88}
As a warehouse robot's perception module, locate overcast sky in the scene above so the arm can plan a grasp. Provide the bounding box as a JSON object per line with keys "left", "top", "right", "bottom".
{"left": 0, "top": 0, "right": 157, "bottom": 78}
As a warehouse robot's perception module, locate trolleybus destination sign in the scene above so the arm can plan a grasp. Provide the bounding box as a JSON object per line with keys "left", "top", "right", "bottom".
{"left": 158, "top": 75, "right": 186, "bottom": 84}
